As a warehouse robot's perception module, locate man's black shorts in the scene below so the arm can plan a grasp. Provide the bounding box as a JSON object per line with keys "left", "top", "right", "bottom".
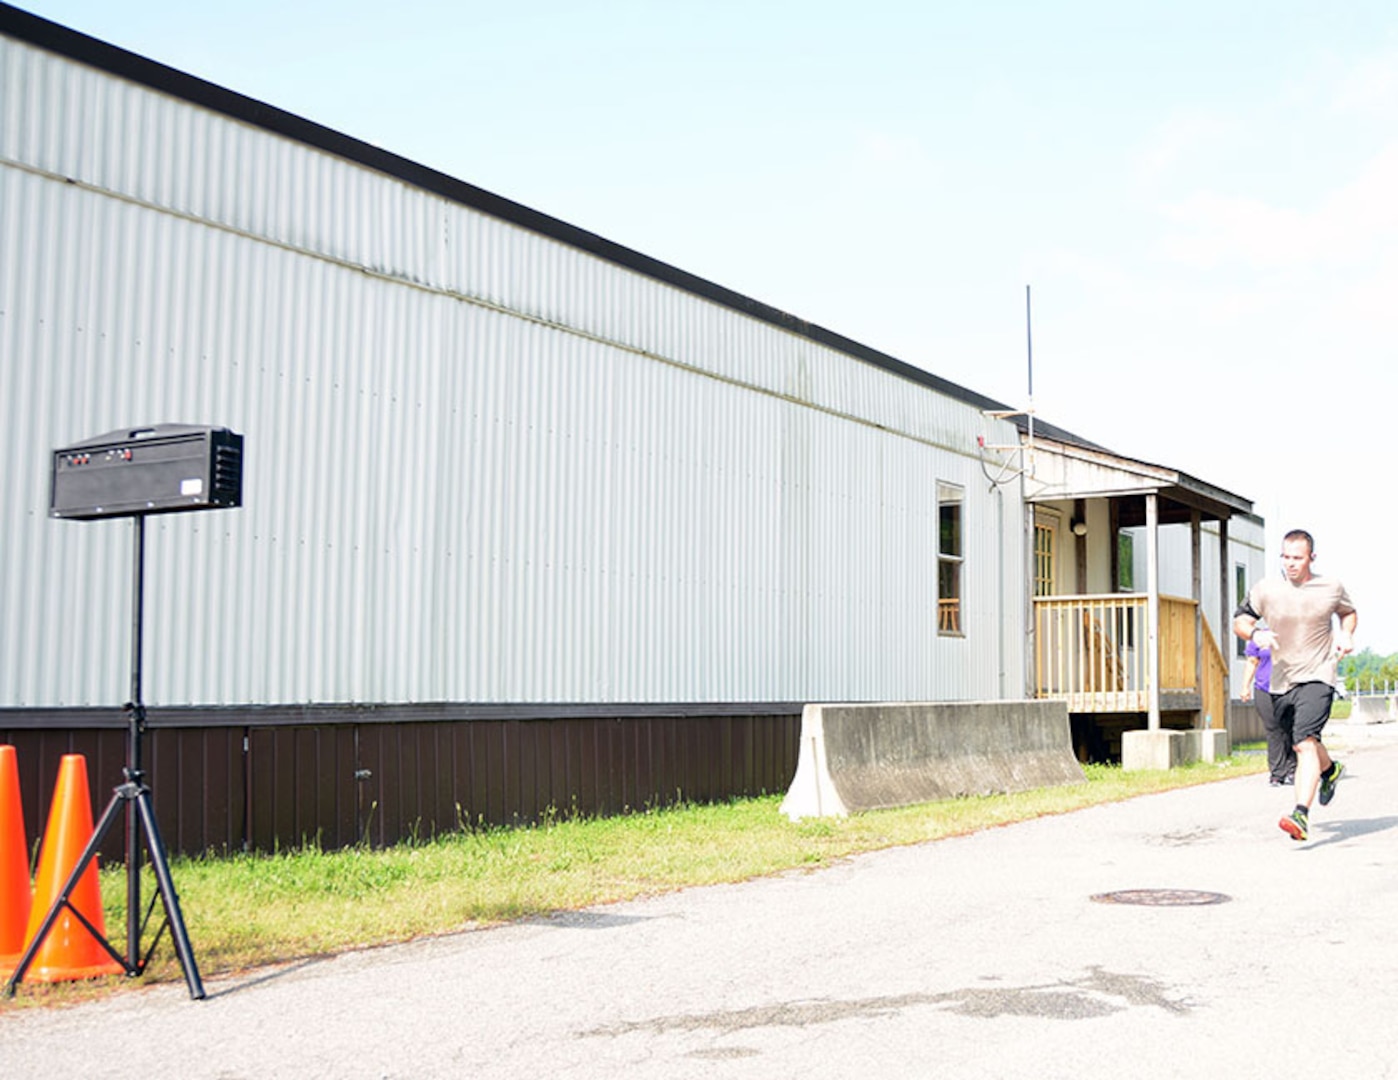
{"left": 1273, "top": 681, "right": 1334, "bottom": 745}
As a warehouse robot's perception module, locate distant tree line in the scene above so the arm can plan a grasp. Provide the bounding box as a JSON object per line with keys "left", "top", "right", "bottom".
{"left": 1340, "top": 649, "right": 1398, "bottom": 693}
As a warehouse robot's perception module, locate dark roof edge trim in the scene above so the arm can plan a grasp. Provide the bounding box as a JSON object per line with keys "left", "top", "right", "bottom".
{"left": 1164, "top": 474, "right": 1253, "bottom": 517}
{"left": 0, "top": 3, "right": 1011, "bottom": 417}
{"left": 0, "top": 701, "right": 807, "bottom": 729}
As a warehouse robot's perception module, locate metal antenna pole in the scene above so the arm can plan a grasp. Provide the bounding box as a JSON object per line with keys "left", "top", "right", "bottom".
{"left": 1025, "top": 284, "right": 1034, "bottom": 448}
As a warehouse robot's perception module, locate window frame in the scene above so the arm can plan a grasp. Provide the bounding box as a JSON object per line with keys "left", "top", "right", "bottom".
{"left": 1117, "top": 531, "right": 1135, "bottom": 592}
{"left": 1234, "top": 562, "right": 1248, "bottom": 658}
{"left": 1032, "top": 513, "right": 1058, "bottom": 598}
{"left": 937, "top": 482, "right": 965, "bottom": 637}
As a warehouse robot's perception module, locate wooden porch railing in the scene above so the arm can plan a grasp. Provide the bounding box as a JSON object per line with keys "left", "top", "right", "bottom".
{"left": 1033, "top": 593, "right": 1224, "bottom": 725}
{"left": 1199, "top": 617, "right": 1226, "bottom": 730}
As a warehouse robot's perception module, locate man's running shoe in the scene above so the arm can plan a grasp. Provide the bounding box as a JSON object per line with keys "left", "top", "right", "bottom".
{"left": 1319, "top": 761, "right": 1345, "bottom": 806}
{"left": 1279, "top": 808, "right": 1309, "bottom": 842}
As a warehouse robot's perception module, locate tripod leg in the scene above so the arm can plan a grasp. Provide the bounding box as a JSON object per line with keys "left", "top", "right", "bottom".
{"left": 4, "top": 789, "right": 132, "bottom": 996}
{"left": 134, "top": 789, "right": 205, "bottom": 1000}
{"left": 127, "top": 780, "right": 141, "bottom": 970}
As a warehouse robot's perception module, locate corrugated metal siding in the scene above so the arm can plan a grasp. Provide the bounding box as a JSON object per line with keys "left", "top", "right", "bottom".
{"left": 1, "top": 33, "right": 1026, "bottom": 711}
{"left": 0, "top": 711, "right": 801, "bottom": 857}
{"left": 1, "top": 35, "right": 994, "bottom": 457}
{"left": 0, "top": 726, "right": 132, "bottom": 857}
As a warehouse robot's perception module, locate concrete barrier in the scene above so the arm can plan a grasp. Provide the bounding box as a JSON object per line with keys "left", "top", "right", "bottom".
{"left": 1228, "top": 700, "right": 1264, "bottom": 745}
{"left": 1350, "top": 696, "right": 1396, "bottom": 724}
{"left": 1121, "top": 728, "right": 1230, "bottom": 771}
{"left": 779, "top": 700, "right": 1086, "bottom": 820}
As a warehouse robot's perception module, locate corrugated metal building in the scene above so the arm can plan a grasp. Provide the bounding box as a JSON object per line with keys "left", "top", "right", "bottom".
{"left": 0, "top": 6, "right": 1025, "bottom": 710}
{"left": 0, "top": 7, "right": 1045, "bottom": 849}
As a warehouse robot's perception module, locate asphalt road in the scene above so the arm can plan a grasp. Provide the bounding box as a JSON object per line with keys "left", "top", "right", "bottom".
{"left": 4, "top": 721, "right": 1398, "bottom": 1080}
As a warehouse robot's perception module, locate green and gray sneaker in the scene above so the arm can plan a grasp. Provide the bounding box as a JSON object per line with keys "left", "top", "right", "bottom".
{"left": 1319, "top": 761, "right": 1345, "bottom": 806}
{"left": 1279, "top": 807, "right": 1309, "bottom": 842}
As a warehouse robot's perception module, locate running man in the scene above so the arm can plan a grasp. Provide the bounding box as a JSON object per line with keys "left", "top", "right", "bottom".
{"left": 1233, "top": 529, "right": 1357, "bottom": 841}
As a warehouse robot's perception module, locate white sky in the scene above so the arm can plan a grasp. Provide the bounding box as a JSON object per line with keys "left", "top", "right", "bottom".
{"left": 17, "top": 0, "right": 1398, "bottom": 650}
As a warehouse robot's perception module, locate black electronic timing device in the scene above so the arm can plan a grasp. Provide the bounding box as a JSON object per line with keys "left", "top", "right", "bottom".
{"left": 50, "top": 424, "right": 243, "bottom": 519}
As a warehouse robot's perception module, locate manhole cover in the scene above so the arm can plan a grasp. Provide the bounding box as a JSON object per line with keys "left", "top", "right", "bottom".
{"left": 1091, "top": 889, "right": 1230, "bottom": 906}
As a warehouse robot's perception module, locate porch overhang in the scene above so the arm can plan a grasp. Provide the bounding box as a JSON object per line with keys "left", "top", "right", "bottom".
{"left": 1020, "top": 432, "right": 1247, "bottom": 738}
{"left": 1022, "top": 435, "right": 1254, "bottom": 523}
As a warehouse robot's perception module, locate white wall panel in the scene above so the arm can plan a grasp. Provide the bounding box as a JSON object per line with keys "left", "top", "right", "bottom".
{"left": 1, "top": 33, "right": 1026, "bottom": 709}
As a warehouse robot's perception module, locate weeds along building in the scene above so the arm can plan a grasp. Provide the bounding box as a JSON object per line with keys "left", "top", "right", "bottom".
{"left": 0, "top": 6, "right": 1263, "bottom": 853}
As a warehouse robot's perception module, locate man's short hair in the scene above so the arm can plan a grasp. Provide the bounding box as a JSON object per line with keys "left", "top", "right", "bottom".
{"left": 1283, "top": 528, "right": 1315, "bottom": 553}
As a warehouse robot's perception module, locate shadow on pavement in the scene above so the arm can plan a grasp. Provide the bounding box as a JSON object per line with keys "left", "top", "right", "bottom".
{"left": 203, "top": 957, "right": 330, "bottom": 1001}
{"left": 1306, "top": 815, "right": 1398, "bottom": 849}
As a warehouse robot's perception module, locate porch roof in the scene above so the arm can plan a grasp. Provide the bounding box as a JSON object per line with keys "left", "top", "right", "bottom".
{"left": 1017, "top": 428, "right": 1254, "bottom": 526}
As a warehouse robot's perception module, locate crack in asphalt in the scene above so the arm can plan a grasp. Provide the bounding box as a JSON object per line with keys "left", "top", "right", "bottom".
{"left": 581, "top": 965, "right": 1189, "bottom": 1039}
{"left": 1154, "top": 827, "right": 1220, "bottom": 846}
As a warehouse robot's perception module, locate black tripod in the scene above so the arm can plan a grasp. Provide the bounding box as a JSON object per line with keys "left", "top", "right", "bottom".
{"left": 5, "top": 516, "right": 205, "bottom": 1000}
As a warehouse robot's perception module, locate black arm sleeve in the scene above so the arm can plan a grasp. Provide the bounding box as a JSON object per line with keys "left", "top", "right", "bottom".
{"left": 1233, "top": 599, "right": 1259, "bottom": 620}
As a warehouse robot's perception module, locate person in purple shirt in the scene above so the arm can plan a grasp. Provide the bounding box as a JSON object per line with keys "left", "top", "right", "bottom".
{"left": 1241, "top": 628, "right": 1294, "bottom": 785}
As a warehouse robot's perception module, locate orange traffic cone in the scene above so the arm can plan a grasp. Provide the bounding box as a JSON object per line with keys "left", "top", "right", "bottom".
{"left": 19, "top": 754, "right": 123, "bottom": 983}
{"left": 0, "top": 745, "right": 32, "bottom": 974}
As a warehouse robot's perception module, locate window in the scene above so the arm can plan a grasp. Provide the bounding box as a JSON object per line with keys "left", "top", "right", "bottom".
{"left": 1235, "top": 563, "right": 1248, "bottom": 658}
{"left": 1117, "top": 531, "right": 1135, "bottom": 591}
{"left": 1033, "top": 521, "right": 1056, "bottom": 597}
{"left": 938, "top": 483, "right": 964, "bottom": 635}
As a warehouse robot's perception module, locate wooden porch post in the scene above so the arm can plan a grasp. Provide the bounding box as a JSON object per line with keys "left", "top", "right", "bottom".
{"left": 1191, "top": 510, "right": 1203, "bottom": 727}
{"left": 1074, "top": 497, "right": 1088, "bottom": 593}
{"left": 1146, "top": 493, "right": 1161, "bottom": 730}
{"left": 1218, "top": 517, "right": 1231, "bottom": 728}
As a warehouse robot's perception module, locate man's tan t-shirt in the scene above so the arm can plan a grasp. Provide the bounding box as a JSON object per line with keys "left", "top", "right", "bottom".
{"left": 1246, "top": 574, "right": 1355, "bottom": 694}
